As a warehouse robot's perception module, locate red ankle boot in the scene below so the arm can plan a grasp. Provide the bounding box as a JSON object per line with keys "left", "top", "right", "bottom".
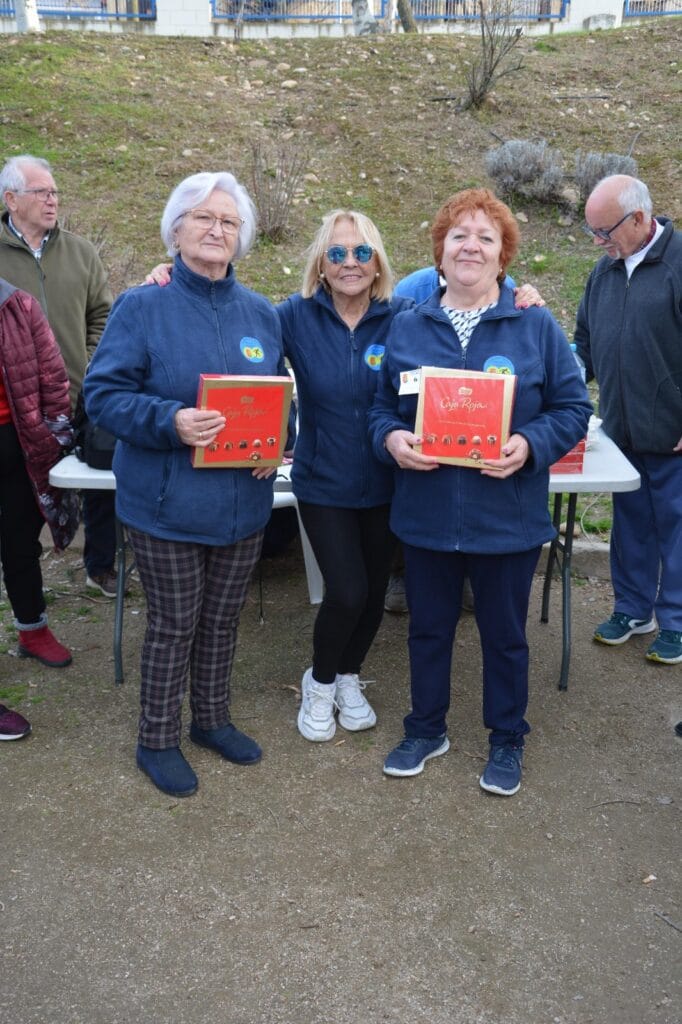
{"left": 18, "top": 626, "right": 72, "bottom": 668}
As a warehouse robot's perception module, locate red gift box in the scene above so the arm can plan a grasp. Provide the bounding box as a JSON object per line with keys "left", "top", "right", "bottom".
{"left": 550, "top": 438, "right": 586, "bottom": 475}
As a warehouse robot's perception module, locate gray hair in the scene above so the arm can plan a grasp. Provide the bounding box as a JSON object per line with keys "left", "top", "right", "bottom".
{"left": 598, "top": 174, "right": 653, "bottom": 218}
{"left": 160, "top": 171, "right": 257, "bottom": 260}
{"left": 0, "top": 155, "right": 53, "bottom": 207}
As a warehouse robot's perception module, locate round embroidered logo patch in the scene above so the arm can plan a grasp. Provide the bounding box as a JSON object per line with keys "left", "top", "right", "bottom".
{"left": 240, "top": 337, "right": 265, "bottom": 363}
{"left": 483, "top": 355, "right": 515, "bottom": 375}
{"left": 364, "top": 344, "right": 385, "bottom": 371}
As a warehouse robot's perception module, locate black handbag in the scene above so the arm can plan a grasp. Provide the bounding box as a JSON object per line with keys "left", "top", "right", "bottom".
{"left": 73, "top": 390, "right": 116, "bottom": 471}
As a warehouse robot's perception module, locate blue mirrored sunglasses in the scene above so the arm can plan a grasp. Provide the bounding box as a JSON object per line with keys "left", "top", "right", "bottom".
{"left": 325, "top": 244, "right": 375, "bottom": 264}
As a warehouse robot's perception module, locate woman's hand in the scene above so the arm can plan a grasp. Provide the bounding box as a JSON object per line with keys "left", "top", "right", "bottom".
{"left": 174, "top": 407, "right": 226, "bottom": 447}
{"left": 144, "top": 263, "right": 173, "bottom": 287}
{"left": 514, "top": 284, "right": 545, "bottom": 309}
{"left": 251, "top": 466, "right": 277, "bottom": 480}
{"left": 385, "top": 429, "right": 440, "bottom": 472}
{"left": 480, "top": 433, "right": 530, "bottom": 478}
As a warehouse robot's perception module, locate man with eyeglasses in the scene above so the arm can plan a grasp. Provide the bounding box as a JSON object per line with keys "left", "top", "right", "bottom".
{"left": 0, "top": 154, "right": 116, "bottom": 607}
{"left": 574, "top": 174, "right": 682, "bottom": 665}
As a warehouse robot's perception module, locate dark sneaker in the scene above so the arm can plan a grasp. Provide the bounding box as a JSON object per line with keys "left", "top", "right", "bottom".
{"left": 86, "top": 570, "right": 118, "bottom": 599}
{"left": 384, "top": 574, "right": 407, "bottom": 614}
{"left": 383, "top": 735, "right": 450, "bottom": 777}
{"left": 0, "top": 704, "right": 32, "bottom": 741}
{"left": 479, "top": 744, "right": 523, "bottom": 796}
{"left": 645, "top": 630, "right": 682, "bottom": 665}
{"left": 136, "top": 745, "right": 198, "bottom": 797}
{"left": 594, "top": 612, "right": 656, "bottom": 645}
{"left": 189, "top": 722, "right": 262, "bottom": 764}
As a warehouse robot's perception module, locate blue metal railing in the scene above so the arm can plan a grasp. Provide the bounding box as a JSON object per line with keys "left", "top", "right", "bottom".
{"left": 3, "top": 0, "right": 159, "bottom": 19}
{"left": 211, "top": 0, "right": 566, "bottom": 21}
{"left": 623, "top": 0, "right": 682, "bottom": 15}
{"left": 212, "top": 0, "right": 359, "bottom": 22}
{"left": 409, "top": 0, "right": 567, "bottom": 19}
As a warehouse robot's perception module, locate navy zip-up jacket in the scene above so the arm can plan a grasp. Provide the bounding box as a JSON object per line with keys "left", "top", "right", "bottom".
{"left": 277, "top": 286, "right": 413, "bottom": 508}
{"left": 368, "top": 286, "right": 592, "bottom": 554}
{"left": 574, "top": 217, "right": 682, "bottom": 454}
{"left": 84, "top": 256, "right": 286, "bottom": 545}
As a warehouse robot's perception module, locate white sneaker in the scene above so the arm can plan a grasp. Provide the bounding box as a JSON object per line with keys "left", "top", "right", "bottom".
{"left": 297, "top": 668, "right": 336, "bottom": 742}
{"left": 335, "top": 673, "right": 377, "bottom": 731}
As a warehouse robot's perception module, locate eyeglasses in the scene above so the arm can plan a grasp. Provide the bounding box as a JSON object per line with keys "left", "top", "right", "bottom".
{"left": 582, "top": 210, "right": 636, "bottom": 241}
{"left": 16, "top": 188, "right": 59, "bottom": 202}
{"left": 325, "top": 244, "right": 375, "bottom": 264}
{"left": 184, "top": 209, "right": 244, "bottom": 235}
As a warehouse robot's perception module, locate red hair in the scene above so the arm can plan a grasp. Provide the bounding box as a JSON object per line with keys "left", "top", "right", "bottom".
{"left": 431, "top": 188, "right": 520, "bottom": 281}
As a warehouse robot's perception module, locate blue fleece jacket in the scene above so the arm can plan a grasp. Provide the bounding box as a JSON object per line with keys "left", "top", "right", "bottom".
{"left": 277, "top": 286, "right": 413, "bottom": 507}
{"left": 84, "top": 256, "right": 286, "bottom": 545}
{"left": 368, "top": 287, "right": 593, "bottom": 554}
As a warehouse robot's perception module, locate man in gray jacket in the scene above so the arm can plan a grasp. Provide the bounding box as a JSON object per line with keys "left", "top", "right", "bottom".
{"left": 575, "top": 175, "right": 682, "bottom": 665}
{"left": 0, "top": 154, "right": 116, "bottom": 601}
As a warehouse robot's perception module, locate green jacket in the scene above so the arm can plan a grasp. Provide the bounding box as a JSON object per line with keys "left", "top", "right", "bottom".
{"left": 0, "top": 213, "right": 112, "bottom": 410}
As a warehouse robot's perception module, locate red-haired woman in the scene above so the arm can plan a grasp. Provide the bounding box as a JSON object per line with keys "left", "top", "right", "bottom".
{"left": 369, "top": 189, "right": 592, "bottom": 796}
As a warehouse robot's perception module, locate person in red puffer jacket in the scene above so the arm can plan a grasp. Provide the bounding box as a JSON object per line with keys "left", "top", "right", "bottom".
{"left": 0, "top": 276, "right": 78, "bottom": 671}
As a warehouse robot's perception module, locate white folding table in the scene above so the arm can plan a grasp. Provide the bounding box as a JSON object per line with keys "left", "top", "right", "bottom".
{"left": 49, "top": 455, "right": 323, "bottom": 685}
{"left": 545, "top": 428, "right": 640, "bottom": 690}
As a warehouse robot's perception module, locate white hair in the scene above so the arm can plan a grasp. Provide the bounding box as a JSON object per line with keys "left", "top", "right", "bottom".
{"left": 0, "top": 155, "right": 53, "bottom": 207}
{"left": 596, "top": 175, "right": 653, "bottom": 218}
{"left": 160, "top": 171, "right": 257, "bottom": 259}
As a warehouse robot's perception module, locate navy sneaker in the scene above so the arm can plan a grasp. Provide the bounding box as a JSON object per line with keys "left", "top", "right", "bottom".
{"left": 645, "top": 630, "right": 682, "bottom": 665}
{"left": 136, "top": 744, "right": 198, "bottom": 797}
{"left": 383, "top": 735, "right": 450, "bottom": 777}
{"left": 189, "top": 722, "right": 262, "bottom": 764}
{"left": 594, "top": 612, "right": 656, "bottom": 645}
{"left": 479, "top": 744, "right": 523, "bottom": 796}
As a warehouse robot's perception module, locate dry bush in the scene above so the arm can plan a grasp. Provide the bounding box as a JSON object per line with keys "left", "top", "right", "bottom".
{"left": 60, "top": 214, "right": 138, "bottom": 297}
{"left": 485, "top": 139, "right": 564, "bottom": 202}
{"left": 574, "top": 151, "right": 639, "bottom": 204}
{"left": 249, "top": 139, "right": 308, "bottom": 244}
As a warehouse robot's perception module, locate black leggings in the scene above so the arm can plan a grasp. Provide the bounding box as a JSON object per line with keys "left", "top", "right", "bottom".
{"left": 297, "top": 502, "right": 396, "bottom": 683}
{"left": 0, "top": 422, "right": 46, "bottom": 626}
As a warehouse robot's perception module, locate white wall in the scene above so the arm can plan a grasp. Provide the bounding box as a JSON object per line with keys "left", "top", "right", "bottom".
{"left": 0, "top": 0, "right": 659, "bottom": 40}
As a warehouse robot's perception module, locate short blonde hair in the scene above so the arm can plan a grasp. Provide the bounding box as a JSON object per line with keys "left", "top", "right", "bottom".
{"left": 301, "top": 210, "right": 394, "bottom": 302}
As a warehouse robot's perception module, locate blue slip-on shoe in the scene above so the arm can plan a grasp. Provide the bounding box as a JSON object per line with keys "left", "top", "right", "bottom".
{"left": 593, "top": 612, "right": 656, "bottom": 645}
{"left": 189, "top": 722, "right": 262, "bottom": 765}
{"left": 383, "top": 735, "right": 450, "bottom": 777}
{"left": 479, "top": 744, "right": 523, "bottom": 797}
{"left": 645, "top": 629, "right": 682, "bottom": 665}
{"left": 136, "top": 744, "right": 198, "bottom": 797}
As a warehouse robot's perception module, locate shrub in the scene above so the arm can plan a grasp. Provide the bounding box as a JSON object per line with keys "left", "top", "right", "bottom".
{"left": 249, "top": 139, "right": 308, "bottom": 245}
{"left": 485, "top": 139, "right": 564, "bottom": 203}
{"left": 574, "top": 151, "right": 639, "bottom": 204}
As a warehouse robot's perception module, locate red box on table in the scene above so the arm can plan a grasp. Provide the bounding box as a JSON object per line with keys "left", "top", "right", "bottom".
{"left": 550, "top": 438, "right": 586, "bottom": 475}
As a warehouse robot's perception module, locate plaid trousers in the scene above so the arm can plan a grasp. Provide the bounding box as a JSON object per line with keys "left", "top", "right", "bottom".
{"left": 127, "top": 527, "right": 263, "bottom": 749}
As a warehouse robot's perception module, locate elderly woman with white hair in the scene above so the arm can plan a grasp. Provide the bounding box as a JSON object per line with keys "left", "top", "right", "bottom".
{"left": 84, "top": 171, "right": 287, "bottom": 798}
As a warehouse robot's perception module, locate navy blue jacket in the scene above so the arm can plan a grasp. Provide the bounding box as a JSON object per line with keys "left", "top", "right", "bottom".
{"left": 277, "top": 287, "right": 413, "bottom": 507}
{"left": 574, "top": 217, "right": 682, "bottom": 454}
{"left": 368, "top": 287, "right": 593, "bottom": 554}
{"left": 84, "top": 256, "right": 286, "bottom": 545}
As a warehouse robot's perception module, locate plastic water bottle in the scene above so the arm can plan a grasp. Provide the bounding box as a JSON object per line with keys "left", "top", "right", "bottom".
{"left": 570, "top": 343, "right": 586, "bottom": 384}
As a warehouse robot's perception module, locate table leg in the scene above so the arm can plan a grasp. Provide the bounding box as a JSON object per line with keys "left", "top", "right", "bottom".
{"left": 540, "top": 492, "right": 577, "bottom": 691}
{"left": 114, "top": 518, "right": 126, "bottom": 685}
{"left": 541, "top": 493, "right": 563, "bottom": 624}
{"left": 558, "top": 493, "right": 577, "bottom": 692}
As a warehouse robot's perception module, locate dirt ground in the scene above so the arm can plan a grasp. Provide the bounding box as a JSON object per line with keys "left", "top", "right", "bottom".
{"left": 2, "top": 535, "right": 680, "bottom": 1024}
